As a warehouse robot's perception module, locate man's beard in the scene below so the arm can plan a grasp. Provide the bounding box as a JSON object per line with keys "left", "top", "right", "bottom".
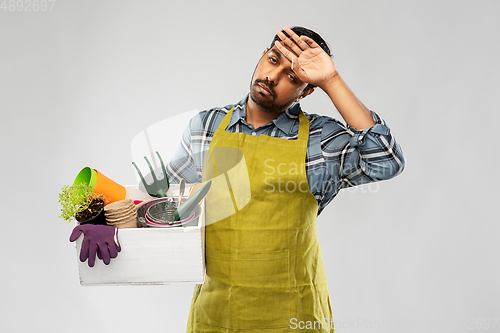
{"left": 249, "top": 78, "right": 295, "bottom": 114}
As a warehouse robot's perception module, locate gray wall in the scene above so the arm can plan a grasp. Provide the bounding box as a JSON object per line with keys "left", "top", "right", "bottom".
{"left": 1, "top": 0, "right": 498, "bottom": 332}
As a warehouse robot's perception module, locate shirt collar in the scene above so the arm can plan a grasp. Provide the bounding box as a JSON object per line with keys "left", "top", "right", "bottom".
{"left": 228, "top": 95, "right": 301, "bottom": 135}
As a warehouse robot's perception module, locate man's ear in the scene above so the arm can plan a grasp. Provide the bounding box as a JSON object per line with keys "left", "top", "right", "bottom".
{"left": 296, "top": 88, "right": 315, "bottom": 102}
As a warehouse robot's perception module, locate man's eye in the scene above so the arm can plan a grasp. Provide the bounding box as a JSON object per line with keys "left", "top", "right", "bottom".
{"left": 269, "top": 57, "right": 277, "bottom": 63}
{"left": 288, "top": 74, "right": 297, "bottom": 82}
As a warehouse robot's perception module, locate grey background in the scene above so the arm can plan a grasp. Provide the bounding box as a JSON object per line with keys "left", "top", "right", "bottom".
{"left": 1, "top": 0, "right": 499, "bottom": 332}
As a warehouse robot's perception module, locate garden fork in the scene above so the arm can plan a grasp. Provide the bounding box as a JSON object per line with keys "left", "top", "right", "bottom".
{"left": 132, "top": 151, "right": 170, "bottom": 198}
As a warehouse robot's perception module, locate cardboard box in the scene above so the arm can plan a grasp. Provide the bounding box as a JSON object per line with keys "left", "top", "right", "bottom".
{"left": 75, "top": 184, "right": 206, "bottom": 286}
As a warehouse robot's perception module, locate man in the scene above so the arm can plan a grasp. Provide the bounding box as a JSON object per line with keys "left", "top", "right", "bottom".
{"left": 72, "top": 26, "right": 405, "bottom": 332}
{"left": 166, "top": 27, "right": 405, "bottom": 332}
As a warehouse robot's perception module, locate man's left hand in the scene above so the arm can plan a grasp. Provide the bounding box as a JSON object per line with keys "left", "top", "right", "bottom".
{"left": 275, "top": 26, "right": 337, "bottom": 89}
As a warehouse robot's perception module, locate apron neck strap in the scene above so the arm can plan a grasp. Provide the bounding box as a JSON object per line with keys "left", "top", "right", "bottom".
{"left": 297, "top": 110, "right": 309, "bottom": 141}
{"left": 217, "top": 106, "right": 236, "bottom": 132}
{"left": 217, "top": 105, "right": 310, "bottom": 141}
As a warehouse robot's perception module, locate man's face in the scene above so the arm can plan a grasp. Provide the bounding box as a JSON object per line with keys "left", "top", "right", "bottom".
{"left": 249, "top": 46, "right": 310, "bottom": 114}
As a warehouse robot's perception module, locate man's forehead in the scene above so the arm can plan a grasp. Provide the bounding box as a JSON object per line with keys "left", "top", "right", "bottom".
{"left": 269, "top": 45, "right": 293, "bottom": 65}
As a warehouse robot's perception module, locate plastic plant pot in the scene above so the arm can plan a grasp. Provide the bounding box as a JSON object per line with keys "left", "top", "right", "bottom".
{"left": 73, "top": 167, "right": 126, "bottom": 204}
{"left": 75, "top": 199, "right": 106, "bottom": 225}
{"left": 92, "top": 169, "right": 126, "bottom": 204}
{"left": 89, "top": 168, "right": 97, "bottom": 187}
{"left": 73, "top": 167, "right": 97, "bottom": 188}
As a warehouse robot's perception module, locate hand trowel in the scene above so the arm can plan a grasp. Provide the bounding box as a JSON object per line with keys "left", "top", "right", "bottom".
{"left": 174, "top": 180, "right": 212, "bottom": 220}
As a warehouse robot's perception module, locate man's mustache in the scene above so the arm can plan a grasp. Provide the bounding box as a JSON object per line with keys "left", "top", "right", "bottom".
{"left": 254, "top": 79, "right": 275, "bottom": 97}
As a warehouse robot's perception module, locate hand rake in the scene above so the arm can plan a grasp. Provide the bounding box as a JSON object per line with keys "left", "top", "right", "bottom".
{"left": 132, "top": 151, "right": 170, "bottom": 198}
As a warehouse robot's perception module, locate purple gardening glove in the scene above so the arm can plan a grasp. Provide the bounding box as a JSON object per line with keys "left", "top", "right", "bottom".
{"left": 69, "top": 224, "right": 121, "bottom": 267}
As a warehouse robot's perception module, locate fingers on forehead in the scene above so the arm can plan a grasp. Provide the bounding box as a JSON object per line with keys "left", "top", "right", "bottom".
{"left": 274, "top": 40, "right": 297, "bottom": 60}
{"left": 283, "top": 26, "right": 296, "bottom": 37}
{"left": 300, "top": 35, "right": 317, "bottom": 47}
{"left": 278, "top": 27, "right": 310, "bottom": 51}
{"left": 276, "top": 29, "right": 288, "bottom": 41}
{"left": 278, "top": 27, "right": 298, "bottom": 42}
{"left": 283, "top": 45, "right": 297, "bottom": 58}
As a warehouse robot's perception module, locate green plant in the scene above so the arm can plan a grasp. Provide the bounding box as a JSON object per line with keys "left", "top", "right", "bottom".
{"left": 58, "top": 183, "right": 107, "bottom": 222}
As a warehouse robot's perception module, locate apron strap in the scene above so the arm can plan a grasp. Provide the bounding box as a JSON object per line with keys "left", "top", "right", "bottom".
{"left": 215, "top": 106, "right": 236, "bottom": 134}
{"left": 297, "top": 110, "right": 310, "bottom": 142}
{"left": 208, "top": 106, "right": 235, "bottom": 178}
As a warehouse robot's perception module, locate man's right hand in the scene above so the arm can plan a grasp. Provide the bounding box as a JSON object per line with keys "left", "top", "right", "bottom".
{"left": 70, "top": 224, "right": 121, "bottom": 267}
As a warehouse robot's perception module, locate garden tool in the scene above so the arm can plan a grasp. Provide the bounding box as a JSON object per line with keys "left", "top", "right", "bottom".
{"left": 132, "top": 151, "right": 169, "bottom": 198}
{"left": 175, "top": 180, "right": 211, "bottom": 220}
{"left": 70, "top": 224, "right": 120, "bottom": 267}
{"left": 187, "top": 182, "right": 203, "bottom": 199}
{"left": 142, "top": 180, "right": 212, "bottom": 224}
{"left": 177, "top": 178, "right": 185, "bottom": 208}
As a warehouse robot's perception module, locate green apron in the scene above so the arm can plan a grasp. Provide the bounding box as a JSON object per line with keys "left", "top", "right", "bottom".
{"left": 187, "top": 107, "right": 334, "bottom": 332}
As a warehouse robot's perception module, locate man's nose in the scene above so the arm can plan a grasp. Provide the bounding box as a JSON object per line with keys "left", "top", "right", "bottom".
{"left": 266, "top": 68, "right": 280, "bottom": 85}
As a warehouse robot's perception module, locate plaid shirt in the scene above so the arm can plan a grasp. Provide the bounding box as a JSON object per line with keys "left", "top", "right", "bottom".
{"left": 167, "top": 95, "right": 405, "bottom": 215}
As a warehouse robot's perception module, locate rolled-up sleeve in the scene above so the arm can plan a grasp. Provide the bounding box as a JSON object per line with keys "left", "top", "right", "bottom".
{"left": 322, "top": 111, "right": 405, "bottom": 190}
{"left": 166, "top": 116, "right": 199, "bottom": 184}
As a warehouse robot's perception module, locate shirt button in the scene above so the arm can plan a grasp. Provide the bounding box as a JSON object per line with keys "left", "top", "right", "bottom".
{"left": 252, "top": 132, "right": 256, "bottom": 136}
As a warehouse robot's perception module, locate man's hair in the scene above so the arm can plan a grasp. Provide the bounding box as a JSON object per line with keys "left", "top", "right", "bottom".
{"left": 270, "top": 26, "right": 332, "bottom": 91}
